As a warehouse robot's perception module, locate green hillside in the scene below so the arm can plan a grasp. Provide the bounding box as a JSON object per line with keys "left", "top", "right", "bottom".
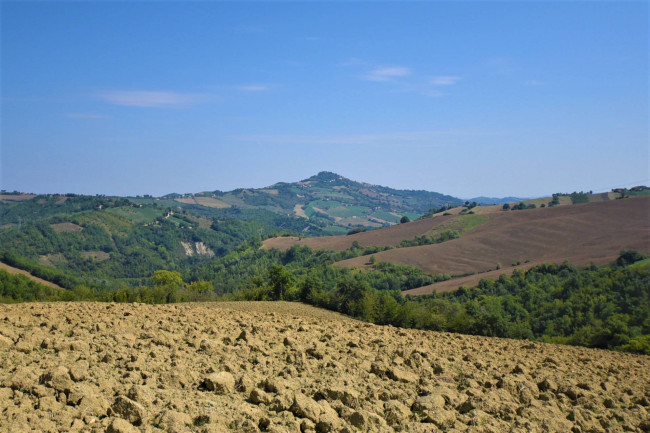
{"left": 131, "top": 172, "right": 463, "bottom": 231}
{"left": 0, "top": 173, "right": 463, "bottom": 288}
{"left": 1, "top": 180, "right": 649, "bottom": 355}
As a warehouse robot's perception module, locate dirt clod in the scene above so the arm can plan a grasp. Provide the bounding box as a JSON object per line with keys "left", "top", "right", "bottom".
{"left": 0, "top": 301, "right": 648, "bottom": 433}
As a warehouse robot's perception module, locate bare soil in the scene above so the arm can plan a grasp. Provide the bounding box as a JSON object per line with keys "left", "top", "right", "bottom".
{"left": 194, "top": 198, "right": 231, "bottom": 209}
{"left": 1, "top": 302, "right": 648, "bottom": 433}
{"left": 0, "top": 194, "right": 36, "bottom": 202}
{"left": 262, "top": 215, "right": 459, "bottom": 251}
{"left": 0, "top": 263, "right": 63, "bottom": 289}
{"left": 51, "top": 223, "right": 84, "bottom": 233}
{"left": 174, "top": 198, "right": 231, "bottom": 209}
{"left": 293, "top": 205, "right": 308, "bottom": 219}
{"left": 336, "top": 197, "right": 650, "bottom": 294}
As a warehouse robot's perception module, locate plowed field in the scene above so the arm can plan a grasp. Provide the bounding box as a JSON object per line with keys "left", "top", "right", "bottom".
{"left": 338, "top": 197, "right": 650, "bottom": 294}
{"left": 1, "top": 302, "right": 648, "bottom": 432}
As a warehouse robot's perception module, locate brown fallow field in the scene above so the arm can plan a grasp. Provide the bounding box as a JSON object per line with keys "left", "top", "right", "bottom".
{"left": 2, "top": 302, "right": 649, "bottom": 432}
{"left": 265, "top": 197, "right": 649, "bottom": 296}
{"left": 0, "top": 194, "right": 37, "bottom": 202}
{"left": 0, "top": 262, "right": 63, "bottom": 290}
{"left": 262, "top": 213, "right": 462, "bottom": 251}
{"left": 340, "top": 197, "right": 650, "bottom": 295}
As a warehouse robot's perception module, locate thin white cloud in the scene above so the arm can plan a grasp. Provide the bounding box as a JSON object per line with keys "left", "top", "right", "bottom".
{"left": 338, "top": 57, "right": 367, "bottom": 67}
{"left": 430, "top": 76, "right": 462, "bottom": 86}
{"left": 235, "top": 130, "right": 507, "bottom": 146}
{"left": 363, "top": 66, "right": 411, "bottom": 82}
{"left": 63, "top": 113, "right": 108, "bottom": 119}
{"left": 524, "top": 79, "right": 544, "bottom": 86}
{"left": 98, "top": 90, "right": 210, "bottom": 108}
{"left": 237, "top": 85, "right": 270, "bottom": 92}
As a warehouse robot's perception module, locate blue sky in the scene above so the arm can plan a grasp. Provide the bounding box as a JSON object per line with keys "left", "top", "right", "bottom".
{"left": 1, "top": 1, "right": 648, "bottom": 198}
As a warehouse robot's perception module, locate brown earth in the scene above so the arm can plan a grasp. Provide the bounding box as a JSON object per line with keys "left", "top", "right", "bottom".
{"left": 194, "top": 197, "right": 231, "bottom": 209}
{"left": 262, "top": 215, "right": 460, "bottom": 251}
{"left": 51, "top": 223, "right": 84, "bottom": 233}
{"left": 0, "top": 194, "right": 36, "bottom": 202}
{"left": 403, "top": 265, "right": 541, "bottom": 296}
{"left": 294, "top": 205, "right": 308, "bottom": 219}
{"left": 174, "top": 198, "right": 231, "bottom": 209}
{"left": 1, "top": 301, "right": 649, "bottom": 433}
{"left": 0, "top": 263, "right": 63, "bottom": 289}
{"left": 336, "top": 197, "right": 650, "bottom": 295}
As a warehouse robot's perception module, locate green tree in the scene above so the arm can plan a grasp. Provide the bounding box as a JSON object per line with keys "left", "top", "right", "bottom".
{"left": 268, "top": 265, "right": 294, "bottom": 300}
{"left": 400, "top": 215, "right": 410, "bottom": 224}
{"left": 151, "top": 270, "right": 183, "bottom": 303}
{"left": 299, "top": 273, "right": 323, "bottom": 302}
{"left": 616, "top": 250, "right": 647, "bottom": 266}
{"left": 184, "top": 280, "right": 213, "bottom": 301}
{"left": 333, "top": 275, "right": 368, "bottom": 315}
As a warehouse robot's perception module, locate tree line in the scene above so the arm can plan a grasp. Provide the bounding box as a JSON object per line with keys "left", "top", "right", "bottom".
{"left": 3, "top": 242, "right": 647, "bottom": 354}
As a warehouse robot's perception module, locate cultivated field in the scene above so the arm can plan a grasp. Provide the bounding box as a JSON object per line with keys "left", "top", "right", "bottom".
{"left": 1, "top": 302, "right": 648, "bottom": 433}
{"left": 51, "top": 223, "right": 84, "bottom": 233}
{"left": 262, "top": 214, "right": 461, "bottom": 251}
{"left": 0, "top": 263, "right": 63, "bottom": 289}
{"left": 0, "top": 194, "right": 36, "bottom": 202}
{"left": 194, "top": 197, "right": 231, "bottom": 209}
{"left": 174, "top": 197, "right": 231, "bottom": 209}
{"left": 338, "top": 197, "right": 650, "bottom": 294}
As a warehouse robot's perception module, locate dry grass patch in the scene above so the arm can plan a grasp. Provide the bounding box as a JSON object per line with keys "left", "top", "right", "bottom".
{"left": 174, "top": 198, "right": 197, "bottom": 205}
{"left": 0, "top": 194, "right": 36, "bottom": 202}
{"left": 194, "top": 197, "right": 231, "bottom": 208}
{"left": 50, "top": 222, "right": 83, "bottom": 233}
{"left": 81, "top": 251, "right": 111, "bottom": 262}
{"left": 0, "top": 262, "right": 63, "bottom": 289}
{"left": 38, "top": 254, "right": 67, "bottom": 267}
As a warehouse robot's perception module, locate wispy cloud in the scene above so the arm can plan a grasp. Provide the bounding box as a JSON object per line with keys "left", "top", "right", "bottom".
{"left": 98, "top": 90, "right": 210, "bottom": 108}
{"left": 234, "top": 130, "right": 506, "bottom": 146}
{"left": 63, "top": 113, "right": 108, "bottom": 119}
{"left": 236, "top": 85, "right": 270, "bottom": 92}
{"left": 338, "top": 57, "right": 367, "bottom": 67}
{"left": 430, "top": 76, "right": 461, "bottom": 86}
{"left": 363, "top": 66, "right": 411, "bottom": 82}
{"left": 524, "top": 79, "right": 544, "bottom": 86}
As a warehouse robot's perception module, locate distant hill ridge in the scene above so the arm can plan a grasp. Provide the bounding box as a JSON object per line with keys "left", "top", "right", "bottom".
{"left": 154, "top": 171, "right": 466, "bottom": 233}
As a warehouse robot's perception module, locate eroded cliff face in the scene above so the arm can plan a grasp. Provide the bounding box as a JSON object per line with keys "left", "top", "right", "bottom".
{"left": 1, "top": 302, "right": 648, "bottom": 433}
{"left": 180, "top": 241, "right": 215, "bottom": 257}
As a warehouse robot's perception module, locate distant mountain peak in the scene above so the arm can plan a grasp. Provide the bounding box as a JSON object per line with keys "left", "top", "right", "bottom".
{"left": 303, "top": 171, "right": 346, "bottom": 182}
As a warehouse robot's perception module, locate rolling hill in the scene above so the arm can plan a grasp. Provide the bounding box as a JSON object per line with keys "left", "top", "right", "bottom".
{"left": 128, "top": 171, "right": 465, "bottom": 233}
{"left": 338, "top": 197, "right": 650, "bottom": 294}
{"left": 264, "top": 196, "right": 649, "bottom": 295}
{"left": 262, "top": 212, "right": 486, "bottom": 251}
{"left": 2, "top": 178, "right": 647, "bottom": 297}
